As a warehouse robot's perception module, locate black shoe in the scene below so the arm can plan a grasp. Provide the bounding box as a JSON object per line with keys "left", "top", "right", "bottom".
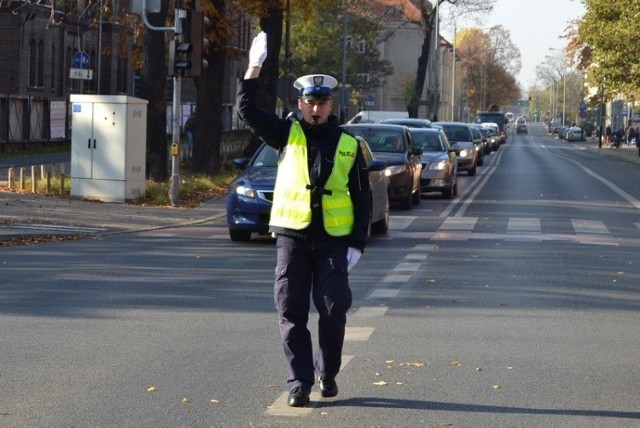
{"left": 287, "top": 387, "right": 310, "bottom": 407}
{"left": 318, "top": 376, "right": 338, "bottom": 398}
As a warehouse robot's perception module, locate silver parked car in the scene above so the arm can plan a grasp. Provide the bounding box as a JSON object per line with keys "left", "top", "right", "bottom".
{"left": 409, "top": 127, "right": 458, "bottom": 199}
{"left": 433, "top": 122, "right": 481, "bottom": 176}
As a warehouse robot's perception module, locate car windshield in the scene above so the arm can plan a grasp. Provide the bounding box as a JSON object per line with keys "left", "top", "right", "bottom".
{"left": 349, "top": 130, "right": 405, "bottom": 153}
{"left": 251, "top": 144, "right": 279, "bottom": 167}
{"left": 412, "top": 132, "right": 444, "bottom": 151}
{"left": 440, "top": 126, "right": 469, "bottom": 142}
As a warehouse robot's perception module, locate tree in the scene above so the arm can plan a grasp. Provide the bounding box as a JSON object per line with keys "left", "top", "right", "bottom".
{"left": 405, "top": 0, "right": 494, "bottom": 117}
{"left": 456, "top": 26, "right": 520, "bottom": 113}
{"left": 288, "top": 1, "right": 393, "bottom": 107}
{"left": 137, "top": 1, "right": 170, "bottom": 181}
{"left": 577, "top": 0, "right": 640, "bottom": 100}
{"left": 190, "top": 0, "right": 236, "bottom": 174}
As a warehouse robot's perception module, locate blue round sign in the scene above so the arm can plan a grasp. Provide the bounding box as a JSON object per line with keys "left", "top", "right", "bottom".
{"left": 73, "top": 51, "right": 90, "bottom": 69}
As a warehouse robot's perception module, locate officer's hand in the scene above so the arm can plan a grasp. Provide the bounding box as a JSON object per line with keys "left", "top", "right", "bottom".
{"left": 346, "top": 247, "right": 362, "bottom": 272}
{"left": 249, "top": 31, "right": 268, "bottom": 68}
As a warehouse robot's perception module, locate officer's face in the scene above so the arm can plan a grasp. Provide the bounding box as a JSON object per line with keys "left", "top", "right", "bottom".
{"left": 299, "top": 98, "right": 333, "bottom": 126}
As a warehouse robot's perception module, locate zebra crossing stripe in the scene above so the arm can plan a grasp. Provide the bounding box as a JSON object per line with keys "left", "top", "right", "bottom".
{"left": 571, "top": 219, "right": 609, "bottom": 234}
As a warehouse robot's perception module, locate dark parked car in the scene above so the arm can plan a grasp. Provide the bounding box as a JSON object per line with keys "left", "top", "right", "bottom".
{"left": 380, "top": 118, "right": 433, "bottom": 128}
{"left": 433, "top": 122, "right": 482, "bottom": 175}
{"left": 342, "top": 123, "right": 423, "bottom": 209}
{"left": 226, "top": 140, "right": 390, "bottom": 242}
{"left": 409, "top": 127, "right": 458, "bottom": 199}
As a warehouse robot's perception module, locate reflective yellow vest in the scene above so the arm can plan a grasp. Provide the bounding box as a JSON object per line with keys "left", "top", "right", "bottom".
{"left": 269, "top": 121, "right": 357, "bottom": 236}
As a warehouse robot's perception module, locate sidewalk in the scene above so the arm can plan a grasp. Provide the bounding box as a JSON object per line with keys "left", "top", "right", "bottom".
{"left": 0, "top": 191, "right": 227, "bottom": 244}
{"left": 578, "top": 136, "right": 640, "bottom": 164}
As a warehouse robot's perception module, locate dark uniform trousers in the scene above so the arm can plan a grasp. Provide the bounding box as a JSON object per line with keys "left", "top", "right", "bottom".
{"left": 274, "top": 234, "right": 353, "bottom": 391}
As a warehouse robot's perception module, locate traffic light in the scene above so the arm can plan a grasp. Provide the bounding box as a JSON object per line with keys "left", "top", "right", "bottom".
{"left": 173, "top": 38, "right": 193, "bottom": 75}
{"left": 185, "top": 10, "right": 209, "bottom": 77}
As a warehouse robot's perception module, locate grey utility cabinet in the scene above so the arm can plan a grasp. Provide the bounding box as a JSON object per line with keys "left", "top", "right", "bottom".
{"left": 70, "top": 95, "right": 148, "bottom": 203}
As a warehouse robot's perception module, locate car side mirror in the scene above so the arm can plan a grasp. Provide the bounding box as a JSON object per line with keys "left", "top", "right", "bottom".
{"left": 369, "top": 159, "right": 387, "bottom": 172}
{"left": 232, "top": 158, "right": 249, "bottom": 169}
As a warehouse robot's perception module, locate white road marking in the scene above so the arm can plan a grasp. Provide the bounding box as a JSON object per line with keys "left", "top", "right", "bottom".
{"left": 508, "top": 217, "right": 541, "bottom": 233}
{"left": 266, "top": 355, "right": 354, "bottom": 416}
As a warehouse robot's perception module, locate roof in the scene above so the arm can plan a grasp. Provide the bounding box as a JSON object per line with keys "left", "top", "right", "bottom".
{"left": 366, "top": 0, "right": 423, "bottom": 23}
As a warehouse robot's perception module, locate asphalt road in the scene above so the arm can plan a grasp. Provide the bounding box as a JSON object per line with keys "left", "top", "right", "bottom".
{"left": 1, "top": 125, "right": 639, "bottom": 427}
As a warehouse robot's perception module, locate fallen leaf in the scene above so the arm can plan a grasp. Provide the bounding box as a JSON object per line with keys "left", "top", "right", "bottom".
{"left": 146, "top": 386, "right": 157, "bottom": 392}
{"left": 395, "top": 381, "right": 405, "bottom": 385}
{"left": 450, "top": 361, "right": 462, "bottom": 367}
{"left": 492, "top": 384, "right": 501, "bottom": 390}
{"left": 475, "top": 367, "right": 482, "bottom": 372}
{"left": 403, "top": 362, "right": 426, "bottom": 368}
{"left": 374, "top": 381, "right": 388, "bottom": 386}
{"left": 210, "top": 399, "right": 220, "bottom": 404}
{"left": 507, "top": 366, "right": 513, "bottom": 370}
{"left": 385, "top": 359, "right": 396, "bottom": 365}
{"left": 182, "top": 396, "right": 191, "bottom": 404}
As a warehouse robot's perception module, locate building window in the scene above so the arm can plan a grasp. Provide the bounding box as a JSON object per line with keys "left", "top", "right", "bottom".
{"left": 346, "top": 36, "right": 352, "bottom": 50}
{"left": 37, "top": 41, "right": 45, "bottom": 87}
{"left": 357, "top": 40, "right": 366, "bottom": 54}
{"left": 28, "top": 39, "right": 45, "bottom": 88}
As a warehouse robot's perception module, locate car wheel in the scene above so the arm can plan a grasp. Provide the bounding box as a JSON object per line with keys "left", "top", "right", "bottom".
{"left": 229, "top": 229, "right": 251, "bottom": 242}
{"left": 372, "top": 198, "right": 390, "bottom": 234}
{"left": 442, "top": 182, "right": 453, "bottom": 199}
{"left": 412, "top": 187, "right": 421, "bottom": 205}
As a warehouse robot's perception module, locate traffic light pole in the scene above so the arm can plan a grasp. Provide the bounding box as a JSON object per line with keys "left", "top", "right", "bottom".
{"left": 140, "top": 1, "right": 184, "bottom": 206}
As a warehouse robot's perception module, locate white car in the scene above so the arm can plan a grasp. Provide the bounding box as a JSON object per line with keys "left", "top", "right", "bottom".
{"left": 565, "top": 127, "right": 585, "bottom": 142}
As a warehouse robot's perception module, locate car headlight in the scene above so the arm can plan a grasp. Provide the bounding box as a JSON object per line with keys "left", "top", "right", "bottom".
{"left": 428, "top": 160, "right": 449, "bottom": 171}
{"left": 231, "top": 183, "right": 257, "bottom": 199}
{"left": 385, "top": 165, "right": 407, "bottom": 176}
{"left": 474, "top": 145, "right": 481, "bottom": 152}
{"left": 459, "top": 149, "right": 470, "bottom": 158}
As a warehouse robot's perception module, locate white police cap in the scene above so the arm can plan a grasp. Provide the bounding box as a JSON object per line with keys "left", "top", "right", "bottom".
{"left": 293, "top": 74, "right": 338, "bottom": 99}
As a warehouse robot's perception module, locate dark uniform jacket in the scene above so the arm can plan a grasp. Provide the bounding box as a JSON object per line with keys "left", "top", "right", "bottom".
{"left": 237, "top": 78, "right": 371, "bottom": 252}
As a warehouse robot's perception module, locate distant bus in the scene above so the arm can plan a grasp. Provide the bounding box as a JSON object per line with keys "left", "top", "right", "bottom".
{"left": 477, "top": 111, "right": 508, "bottom": 133}
{"left": 477, "top": 111, "right": 508, "bottom": 143}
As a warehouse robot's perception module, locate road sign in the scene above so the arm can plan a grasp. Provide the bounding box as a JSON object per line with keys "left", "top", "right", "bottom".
{"left": 73, "top": 51, "right": 90, "bottom": 69}
{"left": 69, "top": 68, "right": 93, "bottom": 80}
{"left": 364, "top": 94, "right": 375, "bottom": 106}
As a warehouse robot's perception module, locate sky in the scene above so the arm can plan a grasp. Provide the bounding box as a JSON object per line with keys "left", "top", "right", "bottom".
{"left": 443, "top": 0, "right": 585, "bottom": 89}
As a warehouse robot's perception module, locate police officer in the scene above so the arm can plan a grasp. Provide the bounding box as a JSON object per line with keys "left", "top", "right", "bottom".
{"left": 237, "top": 32, "right": 371, "bottom": 407}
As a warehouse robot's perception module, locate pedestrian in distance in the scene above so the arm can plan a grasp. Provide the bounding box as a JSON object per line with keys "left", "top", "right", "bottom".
{"left": 625, "top": 122, "right": 636, "bottom": 146}
{"left": 605, "top": 125, "right": 612, "bottom": 147}
{"left": 237, "top": 31, "right": 372, "bottom": 408}
{"left": 184, "top": 112, "right": 196, "bottom": 160}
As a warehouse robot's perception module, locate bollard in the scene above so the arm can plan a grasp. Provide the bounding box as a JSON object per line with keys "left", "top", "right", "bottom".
{"left": 46, "top": 172, "right": 51, "bottom": 193}
{"left": 8, "top": 167, "right": 15, "bottom": 188}
{"left": 19, "top": 167, "right": 25, "bottom": 190}
{"left": 31, "top": 165, "right": 37, "bottom": 193}
{"left": 40, "top": 164, "right": 46, "bottom": 180}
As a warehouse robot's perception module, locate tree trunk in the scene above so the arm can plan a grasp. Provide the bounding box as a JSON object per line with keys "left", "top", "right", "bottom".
{"left": 242, "top": 2, "right": 284, "bottom": 157}
{"left": 192, "top": 46, "right": 226, "bottom": 174}
{"left": 411, "top": 38, "right": 431, "bottom": 118}
{"left": 140, "top": 1, "right": 169, "bottom": 181}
